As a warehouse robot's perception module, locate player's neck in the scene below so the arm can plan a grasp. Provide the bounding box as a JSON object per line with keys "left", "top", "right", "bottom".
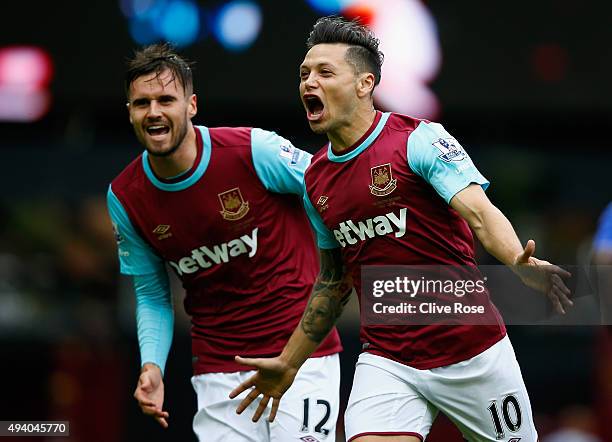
{"left": 328, "top": 107, "right": 377, "bottom": 153}
{"left": 148, "top": 125, "right": 198, "bottom": 179}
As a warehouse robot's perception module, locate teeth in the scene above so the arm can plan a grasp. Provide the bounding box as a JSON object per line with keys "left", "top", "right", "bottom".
{"left": 149, "top": 125, "right": 166, "bottom": 130}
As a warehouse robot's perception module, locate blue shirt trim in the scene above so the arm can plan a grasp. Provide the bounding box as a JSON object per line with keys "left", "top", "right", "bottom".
{"left": 251, "top": 128, "right": 311, "bottom": 195}
{"left": 134, "top": 271, "right": 174, "bottom": 376}
{"left": 107, "top": 185, "right": 164, "bottom": 275}
{"left": 406, "top": 121, "right": 489, "bottom": 203}
{"left": 142, "top": 126, "right": 212, "bottom": 192}
{"left": 302, "top": 181, "right": 340, "bottom": 249}
{"left": 327, "top": 112, "right": 391, "bottom": 163}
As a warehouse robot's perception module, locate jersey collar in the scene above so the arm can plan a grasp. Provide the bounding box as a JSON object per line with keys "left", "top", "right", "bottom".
{"left": 327, "top": 112, "right": 390, "bottom": 163}
{"left": 142, "top": 125, "right": 212, "bottom": 191}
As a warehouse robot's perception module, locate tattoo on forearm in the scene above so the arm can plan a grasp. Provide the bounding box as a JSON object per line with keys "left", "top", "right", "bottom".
{"left": 301, "top": 249, "right": 352, "bottom": 342}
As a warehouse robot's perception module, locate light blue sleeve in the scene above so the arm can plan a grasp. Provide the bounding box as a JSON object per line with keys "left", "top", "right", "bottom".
{"left": 251, "top": 128, "right": 312, "bottom": 195}
{"left": 302, "top": 182, "right": 340, "bottom": 250}
{"left": 107, "top": 185, "right": 165, "bottom": 275}
{"left": 133, "top": 271, "right": 174, "bottom": 376}
{"left": 594, "top": 203, "right": 612, "bottom": 252}
{"left": 407, "top": 121, "right": 490, "bottom": 203}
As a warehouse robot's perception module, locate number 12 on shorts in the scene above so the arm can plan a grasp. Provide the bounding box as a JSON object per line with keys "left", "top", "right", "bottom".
{"left": 301, "top": 398, "right": 331, "bottom": 436}
{"left": 487, "top": 394, "right": 522, "bottom": 440}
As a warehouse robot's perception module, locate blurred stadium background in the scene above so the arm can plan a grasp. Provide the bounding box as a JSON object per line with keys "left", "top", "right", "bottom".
{"left": 1, "top": 0, "right": 611, "bottom": 441}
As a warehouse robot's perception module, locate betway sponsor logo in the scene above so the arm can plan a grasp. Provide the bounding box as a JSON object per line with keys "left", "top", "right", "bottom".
{"left": 169, "top": 228, "right": 258, "bottom": 276}
{"left": 333, "top": 208, "right": 407, "bottom": 247}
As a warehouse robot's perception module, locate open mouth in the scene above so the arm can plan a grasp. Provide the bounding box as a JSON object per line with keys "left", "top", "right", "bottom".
{"left": 146, "top": 124, "right": 170, "bottom": 137}
{"left": 304, "top": 95, "right": 325, "bottom": 121}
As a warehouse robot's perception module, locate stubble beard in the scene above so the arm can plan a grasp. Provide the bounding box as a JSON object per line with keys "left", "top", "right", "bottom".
{"left": 309, "top": 120, "right": 329, "bottom": 135}
{"left": 140, "top": 118, "right": 189, "bottom": 158}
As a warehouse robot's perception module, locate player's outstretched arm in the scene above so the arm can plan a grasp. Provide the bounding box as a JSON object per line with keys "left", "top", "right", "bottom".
{"left": 134, "top": 363, "right": 170, "bottom": 428}
{"left": 131, "top": 271, "right": 174, "bottom": 428}
{"left": 450, "top": 184, "right": 573, "bottom": 314}
{"left": 229, "top": 248, "right": 352, "bottom": 422}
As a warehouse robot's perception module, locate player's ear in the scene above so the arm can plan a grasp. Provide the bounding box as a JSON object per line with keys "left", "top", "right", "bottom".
{"left": 188, "top": 94, "right": 197, "bottom": 118}
{"left": 356, "top": 72, "right": 375, "bottom": 98}
{"left": 126, "top": 102, "right": 133, "bottom": 124}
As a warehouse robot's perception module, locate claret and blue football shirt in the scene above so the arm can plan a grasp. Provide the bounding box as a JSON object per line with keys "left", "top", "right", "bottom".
{"left": 303, "top": 111, "right": 505, "bottom": 369}
{"left": 108, "top": 126, "right": 341, "bottom": 374}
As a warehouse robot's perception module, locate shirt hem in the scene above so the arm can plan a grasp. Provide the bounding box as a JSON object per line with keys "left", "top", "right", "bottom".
{"left": 192, "top": 345, "right": 343, "bottom": 375}
{"left": 364, "top": 330, "right": 506, "bottom": 370}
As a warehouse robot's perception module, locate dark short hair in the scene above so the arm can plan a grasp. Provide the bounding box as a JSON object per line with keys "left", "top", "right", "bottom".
{"left": 125, "top": 43, "right": 194, "bottom": 98}
{"left": 306, "top": 16, "right": 384, "bottom": 86}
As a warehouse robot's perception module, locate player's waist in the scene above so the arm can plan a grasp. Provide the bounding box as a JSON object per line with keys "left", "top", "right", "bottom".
{"left": 360, "top": 323, "right": 506, "bottom": 369}
{"left": 188, "top": 303, "right": 308, "bottom": 338}
{"left": 191, "top": 329, "right": 342, "bottom": 374}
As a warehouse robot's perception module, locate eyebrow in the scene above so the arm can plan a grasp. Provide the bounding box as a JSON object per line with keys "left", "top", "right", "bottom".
{"left": 300, "top": 62, "right": 335, "bottom": 71}
{"left": 131, "top": 97, "right": 149, "bottom": 105}
{"left": 130, "top": 94, "right": 178, "bottom": 105}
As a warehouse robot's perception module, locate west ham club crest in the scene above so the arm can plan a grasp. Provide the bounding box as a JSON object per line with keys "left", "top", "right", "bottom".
{"left": 369, "top": 163, "right": 397, "bottom": 197}
{"left": 218, "top": 187, "right": 250, "bottom": 221}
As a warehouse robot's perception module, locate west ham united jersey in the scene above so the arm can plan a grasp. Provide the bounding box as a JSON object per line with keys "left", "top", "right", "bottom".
{"left": 108, "top": 126, "right": 341, "bottom": 374}
{"left": 304, "top": 111, "right": 505, "bottom": 369}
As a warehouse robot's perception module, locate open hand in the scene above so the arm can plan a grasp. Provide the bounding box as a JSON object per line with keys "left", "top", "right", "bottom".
{"left": 133, "top": 363, "right": 170, "bottom": 428}
{"left": 229, "top": 356, "right": 298, "bottom": 423}
{"left": 513, "top": 239, "right": 573, "bottom": 314}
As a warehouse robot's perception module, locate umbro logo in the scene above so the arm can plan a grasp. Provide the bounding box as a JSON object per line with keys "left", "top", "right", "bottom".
{"left": 153, "top": 224, "right": 172, "bottom": 240}
{"left": 316, "top": 195, "right": 329, "bottom": 212}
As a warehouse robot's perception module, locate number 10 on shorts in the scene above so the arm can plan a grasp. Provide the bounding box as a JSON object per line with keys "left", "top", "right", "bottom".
{"left": 487, "top": 394, "right": 522, "bottom": 439}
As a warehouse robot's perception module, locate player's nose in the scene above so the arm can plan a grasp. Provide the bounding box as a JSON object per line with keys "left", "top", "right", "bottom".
{"left": 147, "top": 100, "right": 162, "bottom": 117}
{"left": 303, "top": 73, "right": 318, "bottom": 90}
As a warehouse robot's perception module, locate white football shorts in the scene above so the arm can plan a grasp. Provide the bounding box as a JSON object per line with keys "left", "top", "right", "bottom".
{"left": 345, "top": 336, "right": 538, "bottom": 442}
{"left": 192, "top": 354, "right": 340, "bottom": 442}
